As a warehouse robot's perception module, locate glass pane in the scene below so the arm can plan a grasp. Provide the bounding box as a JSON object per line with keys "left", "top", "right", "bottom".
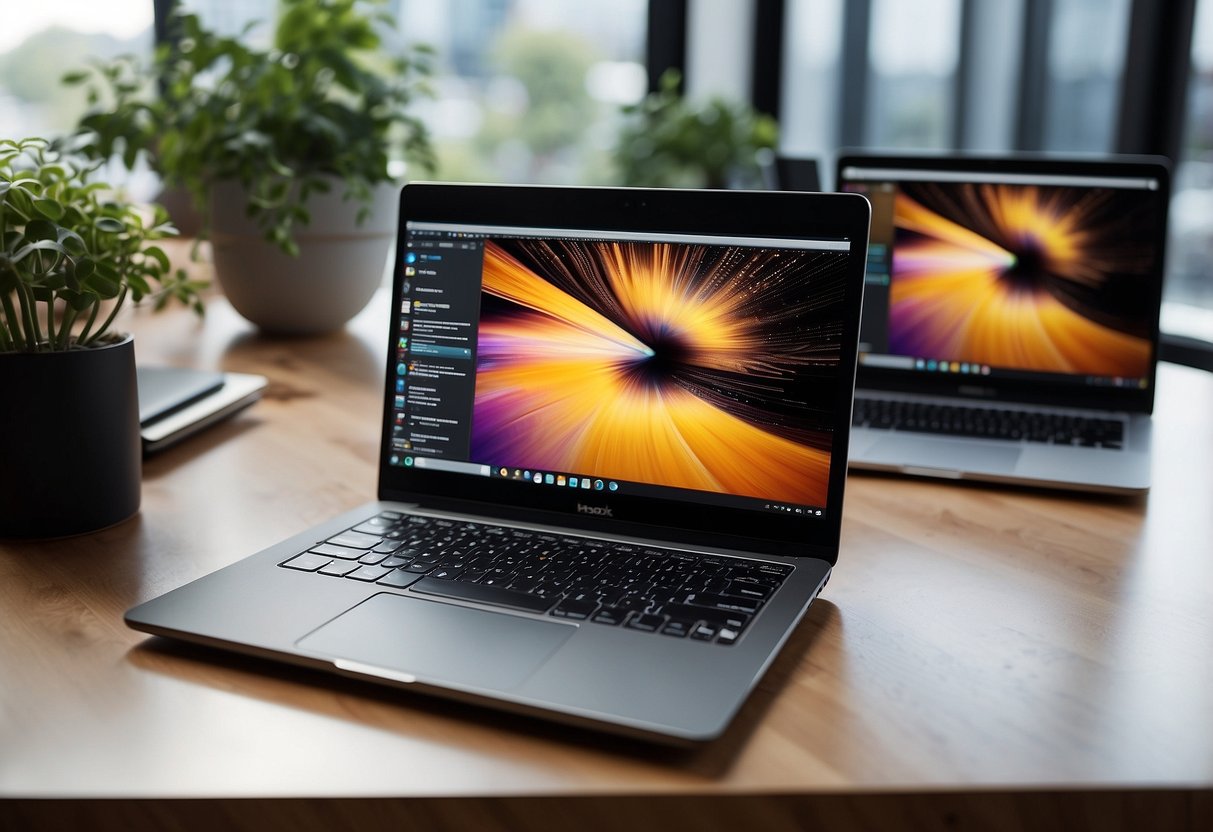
{"left": 1164, "top": 0, "right": 1213, "bottom": 327}
{"left": 865, "top": 0, "right": 961, "bottom": 148}
{"left": 0, "top": 1, "right": 153, "bottom": 138}
{"left": 395, "top": 0, "right": 648, "bottom": 184}
{"left": 1042, "top": 0, "right": 1131, "bottom": 151}
{"left": 177, "top": 0, "right": 276, "bottom": 40}
{"left": 779, "top": 0, "right": 844, "bottom": 161}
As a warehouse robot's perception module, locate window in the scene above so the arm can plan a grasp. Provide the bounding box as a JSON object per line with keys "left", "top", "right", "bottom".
{"left": 2, "top": 1, "right": 648, "bottom": 189}
{"left": 865, "top": 0, "right": 960, "bottom": 149}
{"left": 0, "top": 1, "right": 153, "bottom": 138}
{"left": 1042, "top": 0, "right": 1131, "bottom": 152}
{"left": 177, "top": 0, "right": 275, "bottom": 40}
{"left": 393, "top": 0, "right": 648, "bottom": 184}
{"left": 1165, "top": 0, "right": 1213, "bottom": 330}
{"left": 779, "top": 0, "right": 843, "bottom": 161}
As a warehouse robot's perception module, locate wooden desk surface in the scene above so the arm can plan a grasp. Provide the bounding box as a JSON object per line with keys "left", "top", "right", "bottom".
{"left": 3, "top": 284, "right": 1211, "bottom": 830}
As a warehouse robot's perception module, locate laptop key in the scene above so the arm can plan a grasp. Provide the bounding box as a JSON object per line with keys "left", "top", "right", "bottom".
{"left": 690, "top": 623, "right": 718, "bottom": 641}
{"left": 625, "top": 613, "right": 666, "bottom": 633}
{"left": 319, "top": 561, "right": 361, "bottom": 577}
{"left": 727, "top": 581, "right": 772, "bottom": 600}
{"left": 660, "top": 603, "right": 749, "bottom": 631}
{"left": 282, "top": 553, "right": 332, "bottom": 572}
{"left": 677, "top": 591, "right": 762, "bottom": 614}
{"left": 550, "top": 598, "right": 598, "bottom": 620}
{"left": 346, "top": 565, "right": 392, "bottom": 582}
{"left": 409, "top": 576, "right": 558, "bottom": 613}
{"left": 377, "top": 570, "right": 423, "bottom": 589}
{"left": 661, "top": 618, "right": 694, "bottom": 638}
{"left": 716, "top": 627, "right": 741, "bottom": 646}
{"left": 309, "top": 543, "right": 365, "bottom": 560}
{"left": 591, "top": 608, "right": 626, "bottom": 626}
{"left": 328, "top": 531, "right": 382, "bottom": 549}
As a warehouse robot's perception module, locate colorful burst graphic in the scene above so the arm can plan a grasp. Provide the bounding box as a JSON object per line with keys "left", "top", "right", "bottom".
{"left": 888, "top": 183, "right": 1158, "bottom": 376}
{"left": 469, "top": 239, "right": 852, "bottom": 506}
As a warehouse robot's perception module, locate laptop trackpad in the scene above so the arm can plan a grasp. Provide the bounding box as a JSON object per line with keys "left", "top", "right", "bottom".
{"left": 297, "top": 593, "right": 575, "bottom": 691}
{"left": 871, "top": 436, "right": 1022, "bottom": 473}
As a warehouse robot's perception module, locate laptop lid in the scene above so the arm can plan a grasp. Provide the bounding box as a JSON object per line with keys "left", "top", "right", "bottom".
{"left": 836, "top": 153, "right": 1171, "bottom": 415}
{"left": 379, "top": 184, "right": 870, "bottom": 561}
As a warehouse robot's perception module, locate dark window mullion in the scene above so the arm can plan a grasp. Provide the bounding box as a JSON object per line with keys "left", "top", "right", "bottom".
{"left": 1116, "top": 0, "right": 1198, "bottom": 161}
{"left": 1014, "top": 0, "right": 1052, "bottom": 151}
{"left": 647, "top": 0, "right": 689, "bottom": 92}
{"left": 751, "top": 0, "right": 785, "bottom": 119}
{"left": 838, "top": 0, "right": 872, "bottom": 148}
{"left": 952, "top": 0, "right": 976, "bottom": 149}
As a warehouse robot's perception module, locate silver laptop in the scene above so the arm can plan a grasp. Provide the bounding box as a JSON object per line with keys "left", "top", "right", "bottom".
{"left": 126, "top": 183, "right": 871, "bottom": 744}
{"left": 836, "top": 154, "right": 1170, "bottom": 494}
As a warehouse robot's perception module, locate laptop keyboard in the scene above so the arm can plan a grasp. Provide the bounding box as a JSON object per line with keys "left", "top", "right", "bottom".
{"left": 852, "top": 398, "right": 1125, "bottom": 449}
{"left": 279, "top": 512, "right": 793, "bottom": 646}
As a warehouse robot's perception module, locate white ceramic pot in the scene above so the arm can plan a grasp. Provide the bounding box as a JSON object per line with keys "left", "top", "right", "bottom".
{"left": 209, "top": 178, "right": 399, "bottom": 334}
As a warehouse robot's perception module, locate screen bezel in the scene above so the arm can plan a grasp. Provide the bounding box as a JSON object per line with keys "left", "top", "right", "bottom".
{"left": 378, "top": 183, "right": 871, "bottom": 561}
{"left": 836, "top": 152, "right": 1171, "bottom": 415}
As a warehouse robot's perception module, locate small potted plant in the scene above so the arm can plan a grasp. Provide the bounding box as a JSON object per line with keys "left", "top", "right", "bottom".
{"left": 0, "top": 138, "right": 203, "bottom": 538}
{"left": 613, "top": 70, "right": 778, "bottom": 190}
{"left": 68, "top": 0, "right": 436, "bottom": 334}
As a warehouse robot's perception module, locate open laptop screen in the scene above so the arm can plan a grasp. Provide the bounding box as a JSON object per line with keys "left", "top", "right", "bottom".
{"left": 838, "top": 159, "right": 1169, "bottom": 408}
{"left": 390, "top": 221, "right": 853, "bottom": 519}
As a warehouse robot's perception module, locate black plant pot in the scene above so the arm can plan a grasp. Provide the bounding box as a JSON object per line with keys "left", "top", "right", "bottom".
{"left": 0, "top": 335, "right": 141, "bottom": 538}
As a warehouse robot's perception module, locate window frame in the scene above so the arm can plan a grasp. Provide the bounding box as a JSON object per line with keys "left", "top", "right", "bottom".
{"left": 755, "top": 0, "right": 1212, "bottom": 368}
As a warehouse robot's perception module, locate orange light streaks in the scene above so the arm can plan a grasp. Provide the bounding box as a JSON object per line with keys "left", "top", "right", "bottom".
{"left": 473, "top": 240, "right": 836, "bottom": 506}
{"left": 889, "top": 190, "right": 1152, "bottom": 376}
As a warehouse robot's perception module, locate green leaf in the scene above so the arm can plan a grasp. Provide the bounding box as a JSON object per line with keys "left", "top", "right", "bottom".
{"left": 127, "top": 273, "right": 151, "bottom": 295}
{"left": 13, "top": 239, "right": 67, "bottom": 262}
{"left": 143, "top": 245, "right": 170, "bottom": 272}
{"left": 95, "top": 217, "right": 125, "bottom": 233}
{"left": 67, "top": 291, "right": 99, "bottom": 311}
{"left": 23, "top": 219, "right": 58, "bottom": 241}
{"left": 5, "top": 189, "right": 35, "bottom": 219}
{"left": 83, "top": 273, "right": 121, "bottom": 298}
{"left": 33, "top": 198, "right": 65, "bottom": 220}
{"left": 58, "top": 228, "right": 88, "bottom": 255}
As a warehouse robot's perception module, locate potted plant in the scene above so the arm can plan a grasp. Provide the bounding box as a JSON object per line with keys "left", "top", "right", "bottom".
{"left": 613, "top": 70, "right": 778, "bottom": 190}
{"left": 0, "top": 138, "right": 203, "bottom": 538}
{"left": 68, "top": 0, "right": 436, "bottom": 334}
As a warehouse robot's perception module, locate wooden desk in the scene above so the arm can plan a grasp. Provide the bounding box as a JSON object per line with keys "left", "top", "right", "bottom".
{"left": 3, "top": 287, "right": 1211, "bottom": 831}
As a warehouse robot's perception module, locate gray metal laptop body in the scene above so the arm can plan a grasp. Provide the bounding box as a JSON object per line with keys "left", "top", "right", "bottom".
{"left": 126, "top": 184, "right": 871, "bottom": 744}
{"left": 837, "top": 154, "right": 1170, "bottom": 494}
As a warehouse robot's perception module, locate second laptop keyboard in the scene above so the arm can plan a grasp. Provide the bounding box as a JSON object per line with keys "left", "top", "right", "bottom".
{"left": 852, "top": 398, "right": 1125, "bottom": 448}
{"left": 280, "top": 512, "right": 793, "bottom": 646}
